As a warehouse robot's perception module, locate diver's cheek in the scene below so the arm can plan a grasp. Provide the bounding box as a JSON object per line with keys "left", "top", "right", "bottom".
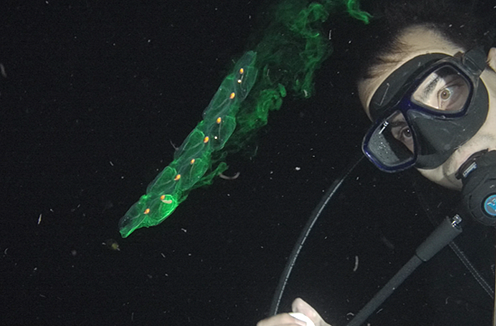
{"left": 417, "top": 166, "right": 463, "bottom": 190}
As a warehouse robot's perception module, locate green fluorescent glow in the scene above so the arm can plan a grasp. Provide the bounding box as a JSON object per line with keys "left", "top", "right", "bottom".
{"left": 119, "top": 52, "right": 258, "bottom": 238}
{"left": 119, "top": 0, "right": 371, "bottom": 237}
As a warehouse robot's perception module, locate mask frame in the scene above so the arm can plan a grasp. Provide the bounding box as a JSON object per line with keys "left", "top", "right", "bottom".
{"left": 362, "top": 47, "right": 489, "bottom": 172}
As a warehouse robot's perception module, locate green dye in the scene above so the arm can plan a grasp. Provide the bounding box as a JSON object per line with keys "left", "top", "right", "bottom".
{"left": 119, "top": 0, "right": 370, "bottom": 237}
{"left": 119, "top": 52, "right": 258, "bottom": 238}
{"left": 346, "top": 0, "right": 371, "bottom": 24}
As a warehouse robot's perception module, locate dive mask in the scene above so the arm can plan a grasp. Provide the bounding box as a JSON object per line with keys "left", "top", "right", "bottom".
{"left": 362, "top": 47, "right": 489, "bottom": 172}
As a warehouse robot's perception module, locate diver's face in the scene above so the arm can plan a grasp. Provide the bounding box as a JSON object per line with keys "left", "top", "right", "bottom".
{"left": 358, "top": 25, "right": 496, "bottom": 190}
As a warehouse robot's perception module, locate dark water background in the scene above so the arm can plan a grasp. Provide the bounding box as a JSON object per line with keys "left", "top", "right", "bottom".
{"left": 1, "top": 1, "right": 493, "bottom": 325}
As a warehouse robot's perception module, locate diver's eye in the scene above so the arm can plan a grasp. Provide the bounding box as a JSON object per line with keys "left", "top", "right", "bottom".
{"left": 400, "top": 127, "right": 412, "bottom": 140}
{"left": 412, "top": 66, "right": 470, "bottom": 113}
{"left": 390, "top": 121, "right": 414, "bottom": 152}
{"left": 394, "top": 126, "right": 413, "bottom": 148}
{"left": 436, "top": 84, "right": 464, "bottom": 111}
{"left": 439, "top": 88, "right": 451, "bottom": 101}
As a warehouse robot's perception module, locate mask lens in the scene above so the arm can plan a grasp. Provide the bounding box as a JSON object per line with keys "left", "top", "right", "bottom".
{"left": 363, "top": 110, "right": 415, "bottom": 171}
{"left": 412, "top": 66, "right": 470, "bottom": 113}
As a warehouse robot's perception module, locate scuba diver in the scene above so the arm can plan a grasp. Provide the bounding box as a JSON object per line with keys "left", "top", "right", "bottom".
{"left": 257, "top": 0, "right": 496, "bottom": 325}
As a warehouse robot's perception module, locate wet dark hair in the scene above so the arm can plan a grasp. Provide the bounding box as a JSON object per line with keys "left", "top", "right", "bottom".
{"left": 353, "top": 0, "right": 494, "bottom": 80}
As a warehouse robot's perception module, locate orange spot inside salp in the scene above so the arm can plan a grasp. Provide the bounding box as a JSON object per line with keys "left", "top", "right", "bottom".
{"left": 239, "top": 68, "right": 244, "bottom": 74}
{"left": 160, "top": 195, "right": 173, "bottom": 204}
{"left": 203, "top": 136, "right": 209, "bottom": 143}
{"left": 216, "top": 117, "right": 222, "bottom": 124}
{"left": 144, "top": 208, "right": 150, "bottom": 214}
{"left": 190, "top": 158, "right": 195, "bottom": 164}
{"left": 230, "top": 92, "right": 236, "bottom": 99}
{"left": 174, "top": 174, "right": 181, "bottom": 181}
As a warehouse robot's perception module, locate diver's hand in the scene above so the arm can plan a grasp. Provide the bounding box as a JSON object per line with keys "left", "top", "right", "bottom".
{"left": 256, "top": 298, "right": 331, "bottom": 326}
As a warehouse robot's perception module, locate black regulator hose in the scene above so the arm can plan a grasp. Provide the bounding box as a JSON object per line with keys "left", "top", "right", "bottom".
{"left": 272, "top": 150, "right": 496, "bottom": 325}
{"left": 346, "top": 215, "right": 463, "bottom": 326}
{"left": 458, "top": 149, "right": 496, "bottom": 326}
{"left": 347, "top": 150, "right": 496, "bottom": 326}
{"left": 269, "top": 155, "right": 365, "bottom": 316}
